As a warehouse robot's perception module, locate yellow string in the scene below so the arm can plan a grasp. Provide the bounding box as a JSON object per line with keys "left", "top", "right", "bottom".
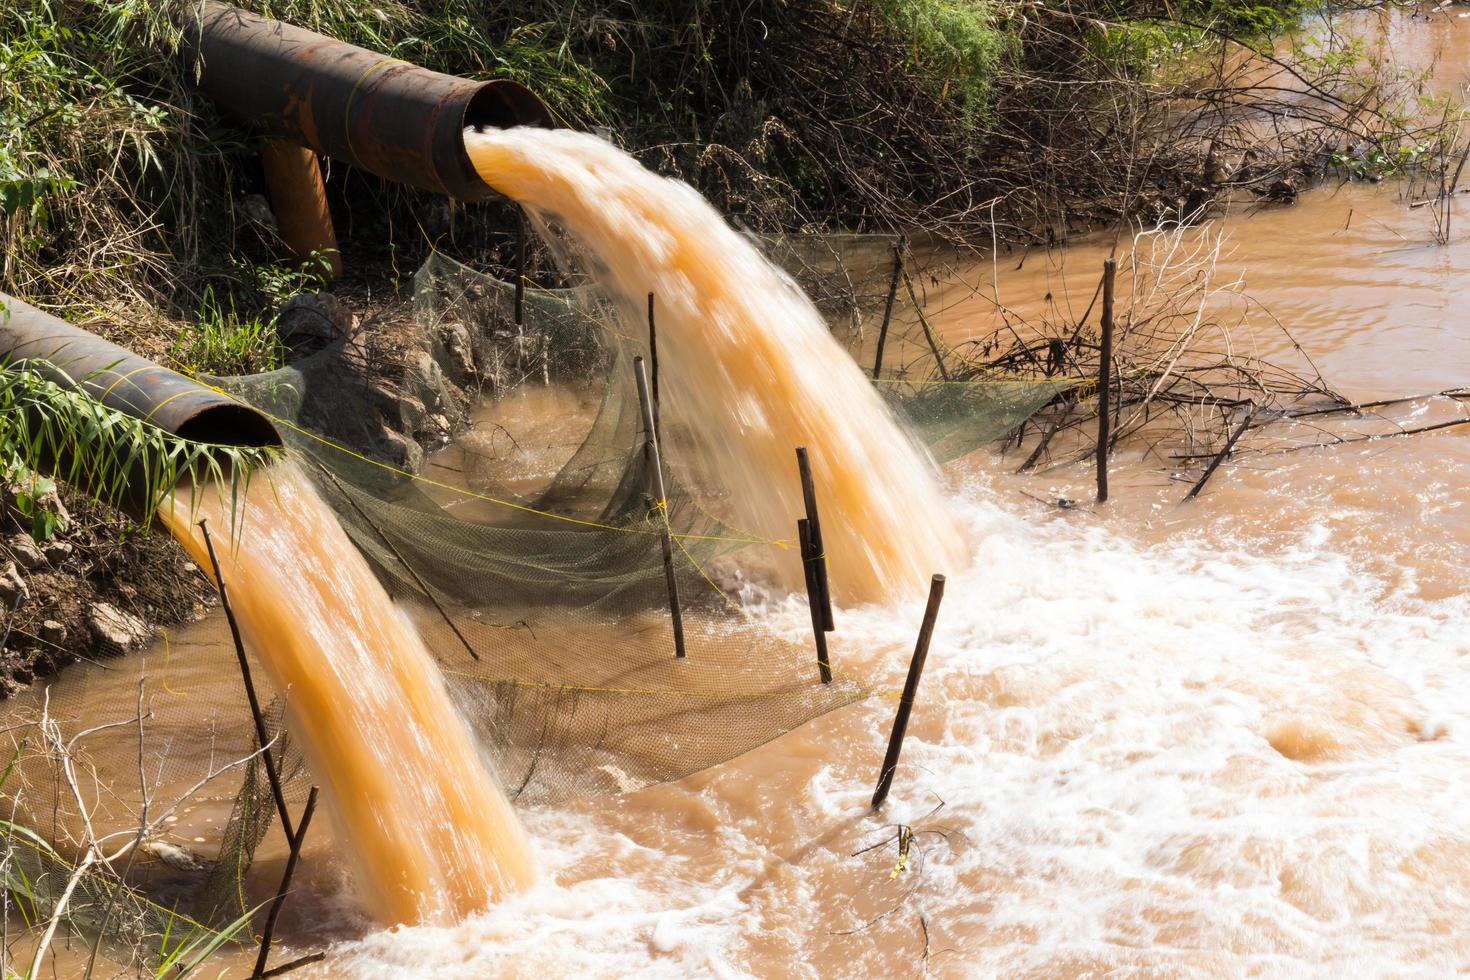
{"left": 343, "top": 59, "right": 405, "bottom": 165}
{"left": 191, "top": 378, "right": 787, "bottom": 548}
{"left": 158, "top": 629, "right": 186, "bottom": 698}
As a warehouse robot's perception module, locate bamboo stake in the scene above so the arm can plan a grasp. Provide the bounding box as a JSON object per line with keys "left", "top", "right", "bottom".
{"left": 798, "top": 519, "right": 832, "bottom": 684}
{"left": 1096, "top": 259, "right": 1116, "bottom": 503}
{"left": 198, "top": 519, "right": 294, "bottom": 843}
{"left": 634, "top": 356, "right": 686, "bottom": 659}
{"left": 647, "top": 291, "right": 661, "bottom": 440}
{"left": 252, "top": 785, "right": 320, "bottom": 979}
{"left": 258, "top": 952, "right": 326, "bottom": 978}
{"left": 872, "top": 574, "right": 945, "bottom": 811}
{"left": 513, "top": 213, "right": 526, "bottom": 327}
{"left": 795, "top": 447, "right": 834, "bottom": 631}
{"left": 317, "top": 464, "right": 480, "bottom": 662}
{"left": 872, "top": 235, "right": 907, "bottom": 380}
{"left": 1184, "top": 405, "right": 1257, "bottom": 500}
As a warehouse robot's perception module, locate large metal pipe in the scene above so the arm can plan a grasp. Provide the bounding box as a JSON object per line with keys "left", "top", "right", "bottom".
{"left": 181, "top": 1, "right": 554, "bottom": 201}
{"left": 0, "top": 294, "right": 281, "bottom": 448}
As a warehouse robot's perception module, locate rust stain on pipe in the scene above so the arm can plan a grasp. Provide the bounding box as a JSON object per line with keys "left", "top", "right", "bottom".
{"left": 0, "top": 293, "right": 281, "bottom": 448}
{"left": 260, "top": 138, "right": 342, "bottom": 277}
{"left": 182, "top": 1, "right": 555, "bottom": 201}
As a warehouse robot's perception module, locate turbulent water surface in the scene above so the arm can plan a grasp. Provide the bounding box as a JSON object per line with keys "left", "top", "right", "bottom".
{"left": 44, "top": 5, "right": 1470, "bottom": 975}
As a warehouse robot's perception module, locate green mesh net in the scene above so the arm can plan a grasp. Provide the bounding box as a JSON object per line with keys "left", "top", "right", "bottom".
{"left": 0, "top": 231, "right": 1075, "bottom": 964}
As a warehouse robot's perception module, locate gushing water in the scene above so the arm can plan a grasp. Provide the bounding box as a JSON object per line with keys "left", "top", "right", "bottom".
{"left": 162, "top": 462, "right": 532, "bottom": 925}
{"left": 465, "top": 127, "right": 965, "bottom": 602}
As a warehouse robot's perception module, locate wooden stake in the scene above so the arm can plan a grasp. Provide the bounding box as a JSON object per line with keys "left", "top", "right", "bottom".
{"left": 257, "top": 952, "right": 326, "bottom": 978}
{"left": 634, "top": 356, "right": 687, "bottom": 659}
{"left": 901, "top": 268, "right": 951, "bottom": 382}
{"left": 317, "top": 464, "right": 480, "bottom": 662}
{"left": 252, "top": 785, "right": 319, "bottom": 979}
{"left": 198, "top": 519, "right": 294, "bottom": 843}
{"left": 1184, "top": 404, "right": 1257, "bottom": 501}
{"left": 647, "top": 291, "right": 661, "bottom": 440}
{"left": 1096, "top": 259, "right": 1116, "bottom": 503}
{"left": 872, "top": 574, "right": 945, "bottom": 811}
{"left": 798, "top": 519, "right": 832, "bottom": 684}
{"left": 513, "top": 213, "right": 526, "bottom": 327}
{"left": 794, "top": 447, "right": 834, "bottom": 631}
{"left": 872, "top": 235, "right": 907, "bottom": 380}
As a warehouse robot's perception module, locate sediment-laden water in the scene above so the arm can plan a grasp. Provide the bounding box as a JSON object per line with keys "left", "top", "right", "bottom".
{"left": 163, "top": 463, "right": 532, "bottom": 926}
{"left": 30, "top": 5, "right": 1470, "bottom": 975}
{"left": 463, "top": 126, "right": 966, "bottom": 603}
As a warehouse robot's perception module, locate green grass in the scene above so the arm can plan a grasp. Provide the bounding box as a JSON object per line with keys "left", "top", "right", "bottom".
{"left": 0, "top": 317, "right": 280, "bottom": 531}
{"left": 170, "top": 285, "right": 285, "bottom": 378}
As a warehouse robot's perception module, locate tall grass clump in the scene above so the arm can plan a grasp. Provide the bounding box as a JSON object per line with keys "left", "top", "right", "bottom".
{"left": 0, "top": 356, "right": 280, "bottom": 523}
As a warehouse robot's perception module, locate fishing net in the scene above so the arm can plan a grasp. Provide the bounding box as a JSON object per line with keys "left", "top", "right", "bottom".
{"left": 0, "top": 231, "right": 1078, "bottom": 960}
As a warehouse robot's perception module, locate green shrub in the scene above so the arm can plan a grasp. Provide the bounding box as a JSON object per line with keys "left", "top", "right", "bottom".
{"left": 171, "top": 286, "right": 284, "bottom": 378}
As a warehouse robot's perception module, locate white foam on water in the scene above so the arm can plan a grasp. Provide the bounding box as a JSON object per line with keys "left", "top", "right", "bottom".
{"left": 315, "top": 468, "right": 1470, "bottom": 977}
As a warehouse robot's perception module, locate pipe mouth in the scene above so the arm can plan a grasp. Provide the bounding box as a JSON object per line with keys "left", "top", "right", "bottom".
{"left": 175, "top": 405, "right": 283, "bottom": 449}
{"left": 464, "top": 80, "right": 556, "bottom": 132}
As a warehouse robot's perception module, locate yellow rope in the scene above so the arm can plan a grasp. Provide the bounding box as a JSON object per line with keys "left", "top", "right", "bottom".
{"left": 197, "top": 383, "right": 787, "bottom": 548}
{"left": 343, "top": 58, "right": 405, "bottom": 164}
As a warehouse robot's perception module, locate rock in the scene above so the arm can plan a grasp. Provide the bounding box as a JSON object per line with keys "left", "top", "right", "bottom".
{"left": 87, "top": 602, "right": 149, "bottom": 655}
{"left": 372, "top": 428, "right": 423, "bottom": 473}
{"left": 7, "top": 534, "right": 45, "bottom": 571}
{"left": 41, "top": 540, "right": 72, "bottom": 564}
{"left": 240, "top": 193, "right": 278, "bottom": 233}
{"left": 405, "top": 350, "right": 449, "bottom": 411}
{"left": 398, "top": 394, "right": 428, "bottom": 431}
{"left": 38, "top": 620, "right": 66, "bottom": 646}
{"left": 0, "top": 563, "right": 27, "bottom": 609}
{"left": 441, "top": 322, "right": 476, "bottom": 379}
{"left": 277, "top": 292, "right": 356, "bottom": 347}
{"left": 140, "top": 839, "right": 208, "bottom": 872}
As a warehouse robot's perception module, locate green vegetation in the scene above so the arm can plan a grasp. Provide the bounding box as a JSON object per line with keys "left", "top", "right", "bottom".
{"left": 870, "top": 0, "right": 1016, "bottom": 118}
{"left": 170, "top": 285, "right": 285, "bottom": 377}
{"left": 0, "top": 0, "right": 1446, "bottom": 457}
{"left": 0, "top": 354, "right": 280, "bottom": 533}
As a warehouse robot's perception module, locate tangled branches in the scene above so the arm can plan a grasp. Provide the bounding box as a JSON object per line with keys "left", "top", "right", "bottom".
{"left": 637, "top": 1, "right": 1461, "bottom": 250}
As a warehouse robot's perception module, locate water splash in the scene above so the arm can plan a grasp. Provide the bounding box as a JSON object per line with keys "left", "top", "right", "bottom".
{"left": 163, "top": 463, "right": 532, "bottom": 925}
{"left": 465, "top": 127, "right": 965, "bottom": 602}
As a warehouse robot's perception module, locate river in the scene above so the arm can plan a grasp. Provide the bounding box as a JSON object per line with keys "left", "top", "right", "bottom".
{"left": 22, "top": 5, "right": 1470, "bottom": 976}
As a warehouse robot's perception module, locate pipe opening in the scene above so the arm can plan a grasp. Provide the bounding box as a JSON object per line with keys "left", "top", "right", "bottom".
{"left": 175, "top": 405, "right": 283, "bottom": 449}
{"left": 464, "top": 80, "right": 555, "bottom": 134}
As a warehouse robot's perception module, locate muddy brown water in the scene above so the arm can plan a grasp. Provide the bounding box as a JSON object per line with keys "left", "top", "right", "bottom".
{"left": 19, "top": 7, "right": 1470, "bottom": 976}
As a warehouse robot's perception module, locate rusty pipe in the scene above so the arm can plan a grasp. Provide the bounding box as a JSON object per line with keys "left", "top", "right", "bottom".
{"left": 259, "top": 138, "right": 341, "bottom": 277}
{"left": 181, "top": 1, "right": 554, "bottom": 201}
{"left": 0, "top": 293, "right": 281, "bottom": 448}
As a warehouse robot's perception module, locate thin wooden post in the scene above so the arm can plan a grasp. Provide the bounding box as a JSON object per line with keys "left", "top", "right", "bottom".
{"left": 794, "top": 447, "right": 834, "bottom": 631}
{"left": 513, "top": 213, "right": 526, "bottom": 327}
{"left": 872, "top": 235, "right": 907, "bottom": 380}
{"left": 1096, "top": 259, "right": 1116, "bottom": 503}
{"left": 634, "top": 356, "right": 686, "bottom": 659}
{"left": 798, "top": 519, "right": 832, "bottom": 684}
{"left": 252, "top": 785, "right": 319, "bottom": 979}
{"left": 872, "top": 574, "right": 945, "bottom": 811}
{"left": 901, "top": 268, "right": 951, "bottom": 382}
{"left": 647, "top": 291, "right": 661, "bottom": 440}
{"left": 317, "top": 464, "right": 480, "bottom": 662}
{"left": 1184, "top": 404, "right": 1257, "bottom": 501}
{"left": 198, "top": 520, "right": 294, "bottom": 843}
